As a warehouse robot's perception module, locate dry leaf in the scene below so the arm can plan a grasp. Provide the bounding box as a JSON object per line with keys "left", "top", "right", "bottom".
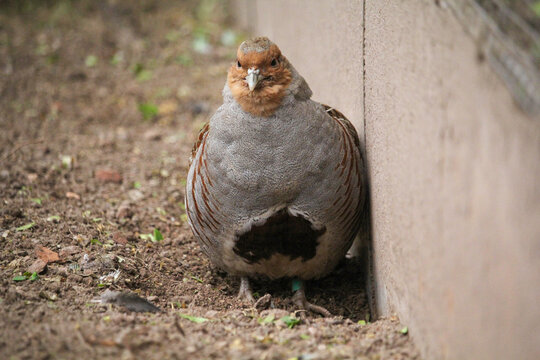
{"left": 36, "top": 246, "right": 60, "bottom": 263}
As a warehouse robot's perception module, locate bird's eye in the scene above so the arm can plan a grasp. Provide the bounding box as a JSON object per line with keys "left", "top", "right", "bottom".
{"left": 237, "top": 60, "right": 242, "bottom": 68}
{"left": 271, "top": 58, "right": 278, "bottom": 67}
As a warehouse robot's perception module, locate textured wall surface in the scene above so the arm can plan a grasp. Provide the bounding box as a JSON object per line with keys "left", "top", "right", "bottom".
{"left": 231, "top": 1, "right": 540, "bottom": 359}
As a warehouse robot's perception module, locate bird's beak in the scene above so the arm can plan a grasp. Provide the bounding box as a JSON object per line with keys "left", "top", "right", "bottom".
{"left": 245, "top": 68, "right": 260, "bottom": 91}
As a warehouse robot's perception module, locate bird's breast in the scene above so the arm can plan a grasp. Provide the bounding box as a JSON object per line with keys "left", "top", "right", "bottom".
{"left": 202, "top": 102, "right": 343, "bottom": 232}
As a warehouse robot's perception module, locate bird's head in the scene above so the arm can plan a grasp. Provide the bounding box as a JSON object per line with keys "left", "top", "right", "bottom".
{"left": 227, "top": 37, "right": 292, "bottom": 117}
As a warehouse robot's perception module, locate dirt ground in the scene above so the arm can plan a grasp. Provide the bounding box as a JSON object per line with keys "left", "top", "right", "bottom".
{"left": 0, "top": 1, "right": 420, "bottom": 359}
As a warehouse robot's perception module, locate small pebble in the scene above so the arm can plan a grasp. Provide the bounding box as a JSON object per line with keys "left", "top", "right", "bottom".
{"left": 116, "top": 201, "right": 132, "bottom": 219}
{"left": 127, "top": 190, "right": 144, "bottom": 202}
{"left": 46, "top": 282, "right": 61, "bottom": 293}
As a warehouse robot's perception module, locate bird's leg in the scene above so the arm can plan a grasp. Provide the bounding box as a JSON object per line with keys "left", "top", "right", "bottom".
{"left": 292, "top": 279, "right": 332, "bottom": 317}
{"left": 237, "top": 276, "right": 255, "bottom": 303}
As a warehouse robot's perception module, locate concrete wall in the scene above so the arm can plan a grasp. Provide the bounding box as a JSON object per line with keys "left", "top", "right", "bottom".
{"left": 231, "top": 1, "right": 540, "bottom": 359}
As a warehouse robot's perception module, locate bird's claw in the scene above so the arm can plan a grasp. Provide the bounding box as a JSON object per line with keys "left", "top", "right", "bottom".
{"left": 254, "top": 293, "right": 272, "bottom": 309}
{"left": 292, "top": 288, "right": 332, "bottom": 317}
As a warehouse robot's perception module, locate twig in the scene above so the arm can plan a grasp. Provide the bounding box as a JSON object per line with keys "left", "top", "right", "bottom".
{"left": 0, "top": 139, "right": 44, "bottom": 163}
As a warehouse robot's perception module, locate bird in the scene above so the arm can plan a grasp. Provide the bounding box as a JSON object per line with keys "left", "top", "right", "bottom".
{"left": 185, "top": 36, "right": 368, "bottom": 316}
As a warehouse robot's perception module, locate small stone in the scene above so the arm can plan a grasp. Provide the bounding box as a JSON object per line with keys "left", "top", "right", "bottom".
{"left": 127, "top": 189, "right": 144, "bottom": 202}
{"left": 39, "top": 291, "right": 57, "bottom": 301}
{"left": 66, "top": 192, "right": 81, "bottom": 200}
{"left": 68, "top": 274, "right": 82, "bottom": 283}
{"left": 53, "top": 266, "right": 70, "bottom": 277}
{"left": 115, "top": 201, "right": 132, "bottom": 219}
{"left": 27, "top": 258, "right": 47, "bottom": 273}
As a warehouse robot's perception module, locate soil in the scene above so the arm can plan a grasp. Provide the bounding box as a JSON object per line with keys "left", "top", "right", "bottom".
{"left": 0, "top": 1, "right": 420, "bottom": 359}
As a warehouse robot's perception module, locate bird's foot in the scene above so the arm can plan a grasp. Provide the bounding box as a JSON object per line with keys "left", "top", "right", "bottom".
{"left": 238, "top": 277, "right": 272, "bottom": 309}
{"left": 254, "top": 293, "right": 272, "bottom": 309}
{"left": 291, "top": 279, "right": 331, "bottom": 318}
{"left": 237, "top": 276, "right": 255, "bottom": 303}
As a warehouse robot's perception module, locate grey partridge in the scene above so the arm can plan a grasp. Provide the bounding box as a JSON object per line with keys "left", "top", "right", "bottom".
{"left": 185, "top": 37, "right": 368, "bottom": 316}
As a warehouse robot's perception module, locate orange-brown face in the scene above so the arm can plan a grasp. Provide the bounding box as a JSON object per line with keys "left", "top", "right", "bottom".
{"left": 227, "top": 37, "right": 292, "bottom": 117}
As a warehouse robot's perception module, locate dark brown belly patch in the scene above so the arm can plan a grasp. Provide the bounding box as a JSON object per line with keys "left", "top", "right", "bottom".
{"left": 233, "top": 208, "right": 326, "bottom": 264}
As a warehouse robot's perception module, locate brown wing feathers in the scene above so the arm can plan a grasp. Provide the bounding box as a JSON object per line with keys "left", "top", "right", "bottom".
{"left": 322, "top": 104, "right": 364, "bottom": 252}
{"left": 189, "top": 122, "right": 210, "bottom": 166}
